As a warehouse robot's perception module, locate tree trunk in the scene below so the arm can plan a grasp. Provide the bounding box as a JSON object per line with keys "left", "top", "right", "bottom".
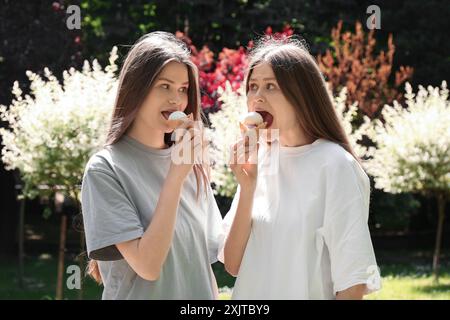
{"left": 71, "top": 190, "right": 85, "bottom": 300}
{"left": 77, "top": 231, "right": 85, "bottom": 300}
{"left": 56, "top": 212, "right": 67, "bottom": 300}
{"left": 18, "top": 197, "right": 25, "bottom": 289}
{"left": 432, "top": 193, "right": 446, "bottom": 283}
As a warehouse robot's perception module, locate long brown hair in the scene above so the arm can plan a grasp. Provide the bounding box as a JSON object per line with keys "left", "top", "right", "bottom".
{"left": 245, "top": 37, "right": 360, "bottom": 162}
{"left": 107, "top": 31, "right": 209, "bottom": 196}
{"left": 87, "top": 32, "right": 209, "bottom": 284}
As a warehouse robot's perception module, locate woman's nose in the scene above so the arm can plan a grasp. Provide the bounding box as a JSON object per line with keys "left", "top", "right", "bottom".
{"left": 168, "top": 94, "right": 182, "bottom": 106}
{"left": 248, "top": 92, "right": 265, "bottom": 111}
{"left": 254, "top": 92, "right": 265, "bottom": 103}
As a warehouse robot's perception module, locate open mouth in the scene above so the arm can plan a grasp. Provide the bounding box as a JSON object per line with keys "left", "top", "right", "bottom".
{"left": 256, "top": 111, "right": 274, "bottom": 128}
{"left": 161, "top": 110, "right": 175, "bottom": 120}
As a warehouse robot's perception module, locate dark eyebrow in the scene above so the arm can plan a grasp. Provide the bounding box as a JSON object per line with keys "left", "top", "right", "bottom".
{"left": 249, "top": 77, "right": 276, "bottom": 82}
{"left": 157, "top": 77, "right": 189, "bottom": 85}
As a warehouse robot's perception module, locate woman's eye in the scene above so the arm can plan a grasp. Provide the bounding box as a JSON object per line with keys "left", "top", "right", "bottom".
{"left": 161, "top": 84, "right": 169, "bottom": 89}
{"left": 179, "top": 87, "right": 188, "bottom": 93}
{"left": 249, "top": 83, "right": 258, "bottom": 91}
{"left": 267, "top": 83, "right": 276, "bottom": 90}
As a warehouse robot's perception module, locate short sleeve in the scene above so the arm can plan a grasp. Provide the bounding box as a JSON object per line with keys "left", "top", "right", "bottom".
{"left": 217, "top": 186, "right": 241, "bottom": 263}
{"left": 204, "top": 185, "right": 225, "bottom": 264}
{"left": 81, "top": 167, "right": 144, "bottom": 261}
{"left": 321, "top": 154, "right": 381, "bottom": 295}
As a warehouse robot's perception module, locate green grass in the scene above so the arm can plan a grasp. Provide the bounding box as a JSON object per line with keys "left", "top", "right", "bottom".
{"left": 366, "top": 264, "right": 450, "bottom": 300}
{"left": 1, "top": 255, "right": 449, "bottom": 300}
{"left": 0, "top": 254, "right": 102, "bottom": 300}
{"left": 367, "top": 275, "right": 450, "bottom": 300}
{"left": 0, "top": 255, "right": 233, "bottom": 300}
{"left": 216, "top": 263, "right": 450, "bottom": 300}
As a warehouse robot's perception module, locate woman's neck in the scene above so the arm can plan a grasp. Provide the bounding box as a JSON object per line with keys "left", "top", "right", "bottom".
{"left": 126, "top": 122, "right": 168, "bottom": 150}
{"left": 280, "top": 126, "right": 313, "bottom": 147}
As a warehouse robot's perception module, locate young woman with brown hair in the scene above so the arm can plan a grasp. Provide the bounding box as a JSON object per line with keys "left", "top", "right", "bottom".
{"left": 221, "top": 37, "right": 380, "bottom": 299}
{"left": 81, "top": 32, "right": 222, "bottom": 299}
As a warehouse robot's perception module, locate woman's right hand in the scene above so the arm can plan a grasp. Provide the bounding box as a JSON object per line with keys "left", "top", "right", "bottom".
{"left": 229, "top": 134, "right": 259, "bottom": 192}
{"left": 168, "top": 119, "right": 203, "bottom": 181}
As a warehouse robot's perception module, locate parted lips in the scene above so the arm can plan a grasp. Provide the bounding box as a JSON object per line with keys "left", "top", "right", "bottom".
{"left": 166, "top": 111, "right": 193, "bottom": 129}
{"left": 239, "top": 111, "right": 267, "bottom": 137}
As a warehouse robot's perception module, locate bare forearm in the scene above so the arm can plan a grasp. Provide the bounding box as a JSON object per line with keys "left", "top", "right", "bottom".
{"left": 224, "top": 188, "right": 255, "bottom": 276}
{"left": 336, "top": 284, "right": 366, "bottom": 300}
{"left": 116, "top": 172, "right": 184, "bottom": 280}
{"left": 138, "top": 174, "right": 183, "bottom": 275}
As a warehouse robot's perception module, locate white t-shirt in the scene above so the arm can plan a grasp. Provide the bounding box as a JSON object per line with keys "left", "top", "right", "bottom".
{"left": 219, "top": 138, "right": 380, "bottom": 299}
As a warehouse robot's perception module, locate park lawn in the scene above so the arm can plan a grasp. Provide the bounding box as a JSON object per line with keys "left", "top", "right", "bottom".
{"left": 1, "top": 255, "right": 449, "bottom": 300}
{"left": 0, "top": 254, "right": 102, "bottom": 300}
{"left": 366, "top": 264, "right": 450, "bottom": 300}
{"left": 218, "top": 264, "right": 450, "bottom": 300}
{"left": 366, "top": 274, "right": 450, "bottom": 300}
{"left": 0, "top": 256, "right": 232, "bottom": 300}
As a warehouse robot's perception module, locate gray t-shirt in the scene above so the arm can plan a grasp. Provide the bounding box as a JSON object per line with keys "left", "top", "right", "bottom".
{"left": 81, "top": 134, "right": 223, "bottom": 299}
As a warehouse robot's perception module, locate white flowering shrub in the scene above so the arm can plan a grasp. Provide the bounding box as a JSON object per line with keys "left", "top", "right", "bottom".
{"left": 208, "top": 82, "right": 247, "bottom": 197}
{"left": 208, "top": 82, "right": 369, "bottom": 197}
{"left": 365, "top": 82, "right": 449, "bottom": 195}
{"left": 0, "top": 47, "right": 118, "bottom": 199}
{"left": 334, "top": 87, "right": 372, "bottom": 159}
